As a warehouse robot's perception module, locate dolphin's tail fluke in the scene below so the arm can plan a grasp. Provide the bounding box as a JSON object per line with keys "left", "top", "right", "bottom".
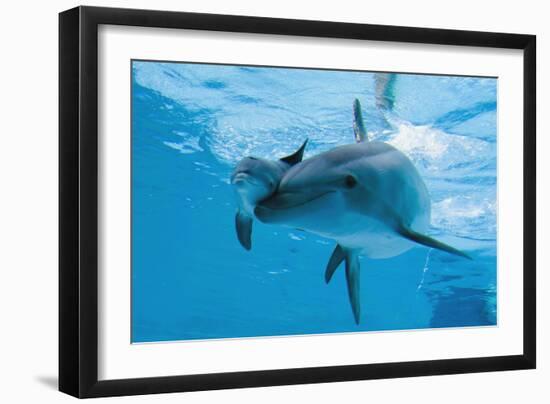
{"left": 325, "top": 245, "right": 362, "bottom": 324}
{"left": 397, "top": 226, "right": 472, "bottom": 260}
{"left": 375, "top": 73, "right": 397, "bottom": 112}
{"left": 373, "top": 73, "right": 398, "bottom": 132}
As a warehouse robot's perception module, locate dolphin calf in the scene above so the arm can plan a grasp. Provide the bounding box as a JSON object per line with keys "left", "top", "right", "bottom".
{"left": 255, "top": 99, "right": 470, "bottom": 324}
{"left": 230, "top": 139, "right": 308, "bottom": 250}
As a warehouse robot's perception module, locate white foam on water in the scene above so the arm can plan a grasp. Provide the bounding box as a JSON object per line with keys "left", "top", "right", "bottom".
{"left": 432, "top": 195, "right": 496, "bottom": 239}
{"left": 162, "top": 136, "right": 203, "bottom": 155}
{"left": 385, "top": 118, "right": 492, "bottom": 175}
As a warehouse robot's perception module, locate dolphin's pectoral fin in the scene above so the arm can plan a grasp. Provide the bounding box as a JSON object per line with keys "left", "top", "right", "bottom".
{"left": 325, "top": 244, "right": 345, "bottom": 284}
{"left": 397, "top": 226, "right": 472, "bottom": 260}
{"left": 280, "top": 138, "right": 308, "bottom": 166}
{"left": 353, "top": 99, "right": 368, "bottom": 143}
{"left": 345, "top": 251, "right": 361, "bottom": 325}
{"left": 325, "top": 246, "right": 361, "bottom": 323}
{"left": 235, "top": 210, "right": 253, "bottom": 251}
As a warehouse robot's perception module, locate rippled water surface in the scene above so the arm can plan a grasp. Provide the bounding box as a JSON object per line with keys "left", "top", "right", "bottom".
{"left": 131, "top": 61, "right": 497, "bottom": 342}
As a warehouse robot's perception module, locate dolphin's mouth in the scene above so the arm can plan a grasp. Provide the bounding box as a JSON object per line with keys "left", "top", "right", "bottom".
{"left": 231, "top": 172, "right": 259, "bottom": 186}
{"left": 255, "top": 190, "right": 335, "bottom": 224}
{"left": 258, "top": 191, "right": 334, "bottom": 211}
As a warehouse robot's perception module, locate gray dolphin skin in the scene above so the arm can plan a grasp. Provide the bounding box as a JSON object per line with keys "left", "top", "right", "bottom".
{"left": 231, "top": 139, "right": 308, "bottom": 250}
{"left": 375, "top": 73, "right": 397, "bottom": 112}
{"left": 255, "top": 99, "right": 470, "bottom": 324}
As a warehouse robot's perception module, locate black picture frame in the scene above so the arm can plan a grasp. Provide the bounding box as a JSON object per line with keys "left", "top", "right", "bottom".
{"left": 59, "top": 5, "right": 536, "bottom": 398}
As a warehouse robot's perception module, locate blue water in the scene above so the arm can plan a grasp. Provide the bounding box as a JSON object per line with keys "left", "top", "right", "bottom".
{"left": 131, "top": 61, "right": 497, "bottom": 343}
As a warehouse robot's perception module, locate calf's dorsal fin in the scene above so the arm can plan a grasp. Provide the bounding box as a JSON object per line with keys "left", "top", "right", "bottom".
{"left": 280, "top": 139, "right": 308, "bottom": 165}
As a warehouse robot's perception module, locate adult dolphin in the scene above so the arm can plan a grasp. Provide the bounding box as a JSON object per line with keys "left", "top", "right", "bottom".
{"left": 230, "top": 139, "right": 308, "bottom": 250}
{"left": 255, "top": 99, "right": 470, "bottom": 324}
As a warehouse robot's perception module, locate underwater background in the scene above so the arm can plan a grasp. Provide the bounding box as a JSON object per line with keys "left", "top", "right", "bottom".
{"left": 131, "top": 60, "right": 497, "bottom": 343}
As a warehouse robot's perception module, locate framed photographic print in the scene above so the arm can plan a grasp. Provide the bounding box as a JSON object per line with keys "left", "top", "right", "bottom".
{"left": 59, "top": 6, "right": 536, "bottom": 398}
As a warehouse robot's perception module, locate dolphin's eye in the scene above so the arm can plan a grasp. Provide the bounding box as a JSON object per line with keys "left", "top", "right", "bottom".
{"left": 248, "top": 157, "right": 258, "bottom": 161}
{"left": 345, "top": 175, "right": 357, "bottom": 189}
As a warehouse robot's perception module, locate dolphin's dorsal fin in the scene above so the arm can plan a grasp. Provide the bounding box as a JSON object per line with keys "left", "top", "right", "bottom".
{"left": 235, "top": 210, "right": 253, "bottom": 250}
{"left": 353, "top": 99, "right": 368, "bottom": 143}
{"left": 397, "top": 225, "right": 472, "bottom": 260}
{"left": 280, "top": 139, "right": 308, "bottom": 165}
